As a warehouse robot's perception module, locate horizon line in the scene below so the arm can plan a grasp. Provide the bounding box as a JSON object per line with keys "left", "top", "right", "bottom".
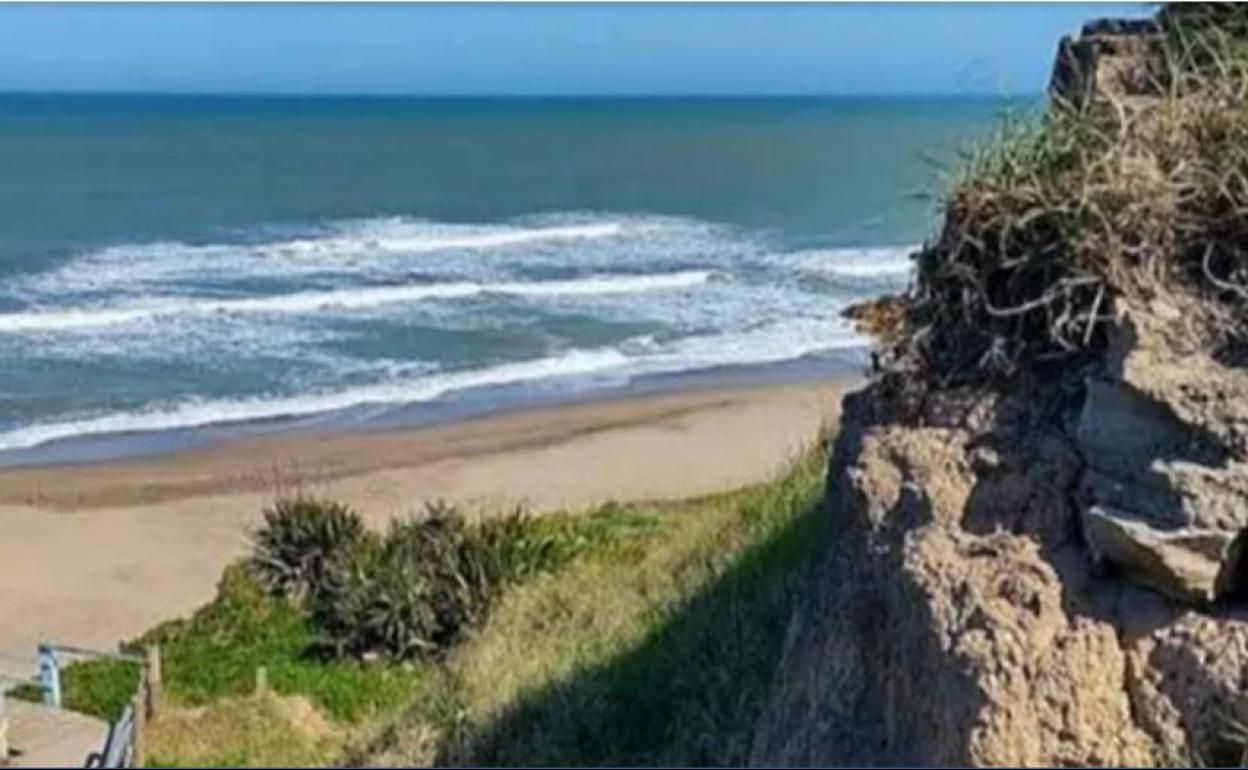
{"left": 0, "top": 88, "right": 1044, "bottom": 100}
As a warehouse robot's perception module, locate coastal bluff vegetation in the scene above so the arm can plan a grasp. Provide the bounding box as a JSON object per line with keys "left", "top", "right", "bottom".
{"left": 755, "top": 4, "right": 1248, "bottom": 765}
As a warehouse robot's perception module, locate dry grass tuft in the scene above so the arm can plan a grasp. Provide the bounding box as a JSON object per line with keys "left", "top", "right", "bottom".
{"left": 880, "top": 4, "right": 1248, "bottom": 412}
{"left": 145, "top": 693, "right": 338, "bottom": 767}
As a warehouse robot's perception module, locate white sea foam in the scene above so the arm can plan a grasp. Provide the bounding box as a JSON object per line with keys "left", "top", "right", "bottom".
{"left": 0, "top": 316, "right": 861, "bottom": 453}
{"left": 0, "top": 210, "right": 899, "bottom": 455}
{"left": 0, "top": 347, "right": 631, "bottom": 452}
{"left": 654, "top": 316, "right": 861, "bottom": 370}
{"left": 254, "top": 220, "right": 625, "bottom": 260}
{"left": 0, "top": 271, "right": 713, "bottom": 334}
{"left": 8, "top": 214, "right": 709, "bottom": 299}
{"left": 789, "top": 245, "right": 917, "bottom": 279}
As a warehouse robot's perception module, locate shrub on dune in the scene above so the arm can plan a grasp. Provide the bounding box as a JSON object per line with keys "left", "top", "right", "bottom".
{"left": 249, "top": 495, "right": 639, "bottom": 662}
{"left": 311, "top": 503, "right": 494, "bottom": 661}
{"left": 249, "top": 497, "right": 368, "bottom": 602}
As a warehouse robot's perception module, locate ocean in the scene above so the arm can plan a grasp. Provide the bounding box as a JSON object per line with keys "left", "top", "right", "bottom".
{"left": 0, "top": 94, "right": 1029, "bottom": 464}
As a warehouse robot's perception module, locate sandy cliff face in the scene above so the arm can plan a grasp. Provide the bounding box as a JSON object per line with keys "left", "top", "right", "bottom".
{"left": 752, "top": 330, "right": 1248, "bottom": 765}
{"left": 752, "top": 15, "right": 1248, "bottom": 766}
{"left": 751, "top": 386, "right": 1155, "bottom": 765}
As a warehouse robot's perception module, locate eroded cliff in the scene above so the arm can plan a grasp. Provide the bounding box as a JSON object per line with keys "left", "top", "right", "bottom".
{"left": 753, "top": 7, "right": 1248, "bottom": 765}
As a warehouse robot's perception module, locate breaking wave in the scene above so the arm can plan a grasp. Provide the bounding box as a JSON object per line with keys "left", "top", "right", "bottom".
{"left": 0, "top": 271, "right": 712, "bottom": 334}
{"left": 0, "top": 316, "right": 858, "bottom": 452}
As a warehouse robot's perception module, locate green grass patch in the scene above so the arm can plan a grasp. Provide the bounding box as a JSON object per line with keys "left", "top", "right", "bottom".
{"left": 29, "top": 564, "right": 428, "bottom": 724}
{"left": 140, "top": 565, "right": 426, "bottom": 723}
{"left": 365, "top": 448, "right": 829, "bottom": 766}
{"left": 9, "top": 662, "right": 142, "bottom": 723}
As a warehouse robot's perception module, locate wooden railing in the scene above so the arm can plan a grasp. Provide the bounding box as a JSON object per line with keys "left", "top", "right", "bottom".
{"left": 0, "top": 642, "right": 161, "bottom": 769}
{"left": 87, "top": 704, "right": 135, "bottom": 769}
{"left": 83, "top": 644, "right": 161, "bottom": 769}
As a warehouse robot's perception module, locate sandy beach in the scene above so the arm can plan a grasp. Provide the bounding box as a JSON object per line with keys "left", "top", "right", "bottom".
{"left": 0, "top": 375, "right": 853, "bottom": 656}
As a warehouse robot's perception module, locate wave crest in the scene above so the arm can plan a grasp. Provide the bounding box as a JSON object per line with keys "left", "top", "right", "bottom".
{"left": 0, "top": 316, "right": 858, "bottom": 452}
{"left": 7, "top": 214, "right": 716, "bottom": 299}
{"left": 0, "top": 271, "right": 713, "bottom": 334}
{"left": 789, "top": 245, "right": 917, "bottom": 279}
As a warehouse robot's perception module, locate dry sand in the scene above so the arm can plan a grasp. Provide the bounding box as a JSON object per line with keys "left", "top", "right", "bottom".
{"left": 0, "top": 376, "right": 851, "bottom": 656}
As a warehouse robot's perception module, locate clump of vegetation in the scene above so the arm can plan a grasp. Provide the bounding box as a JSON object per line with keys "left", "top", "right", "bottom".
{"left": 880, "top": 3, "right": 1248, "bottom": 408}
{"left": 250, "top": 497, "right": 368, "bottom": 601}
{"left": 363, "top": 449, "right": 827, "bottom": 767}
{"left": 312, "top": 507, "right": 494, "bottom": 660}
{"left": 249, "top": 497, "right": 651, "bottom": 663}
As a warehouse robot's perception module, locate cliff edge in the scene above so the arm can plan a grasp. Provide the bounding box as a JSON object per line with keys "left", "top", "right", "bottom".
{"left": 752, "top": 6, "right": 1248, "bottom": 765}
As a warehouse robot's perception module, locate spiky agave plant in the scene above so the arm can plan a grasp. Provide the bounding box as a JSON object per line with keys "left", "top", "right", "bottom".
{"left": 250, "top": 496, "right": 368, "bottom": 601}
{"left": 312, "top": 503, "right": 495, "bottom": 660}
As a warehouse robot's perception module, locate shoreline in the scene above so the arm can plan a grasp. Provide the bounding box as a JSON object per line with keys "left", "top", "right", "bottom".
{"left": 0, "top": 348, "right": 867, "bottom": 470}
{"left": 0, "top": 371, "right": 857, "bottom": 654}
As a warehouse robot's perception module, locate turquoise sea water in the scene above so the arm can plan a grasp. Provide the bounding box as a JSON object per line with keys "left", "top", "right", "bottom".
{"left": 0, "top": 94, "right": 1030, "bottom": 462}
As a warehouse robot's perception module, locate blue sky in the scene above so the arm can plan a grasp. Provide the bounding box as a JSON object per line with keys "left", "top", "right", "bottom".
{"left": 0, "top": 3, "right": 1148, "bottom": 96}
